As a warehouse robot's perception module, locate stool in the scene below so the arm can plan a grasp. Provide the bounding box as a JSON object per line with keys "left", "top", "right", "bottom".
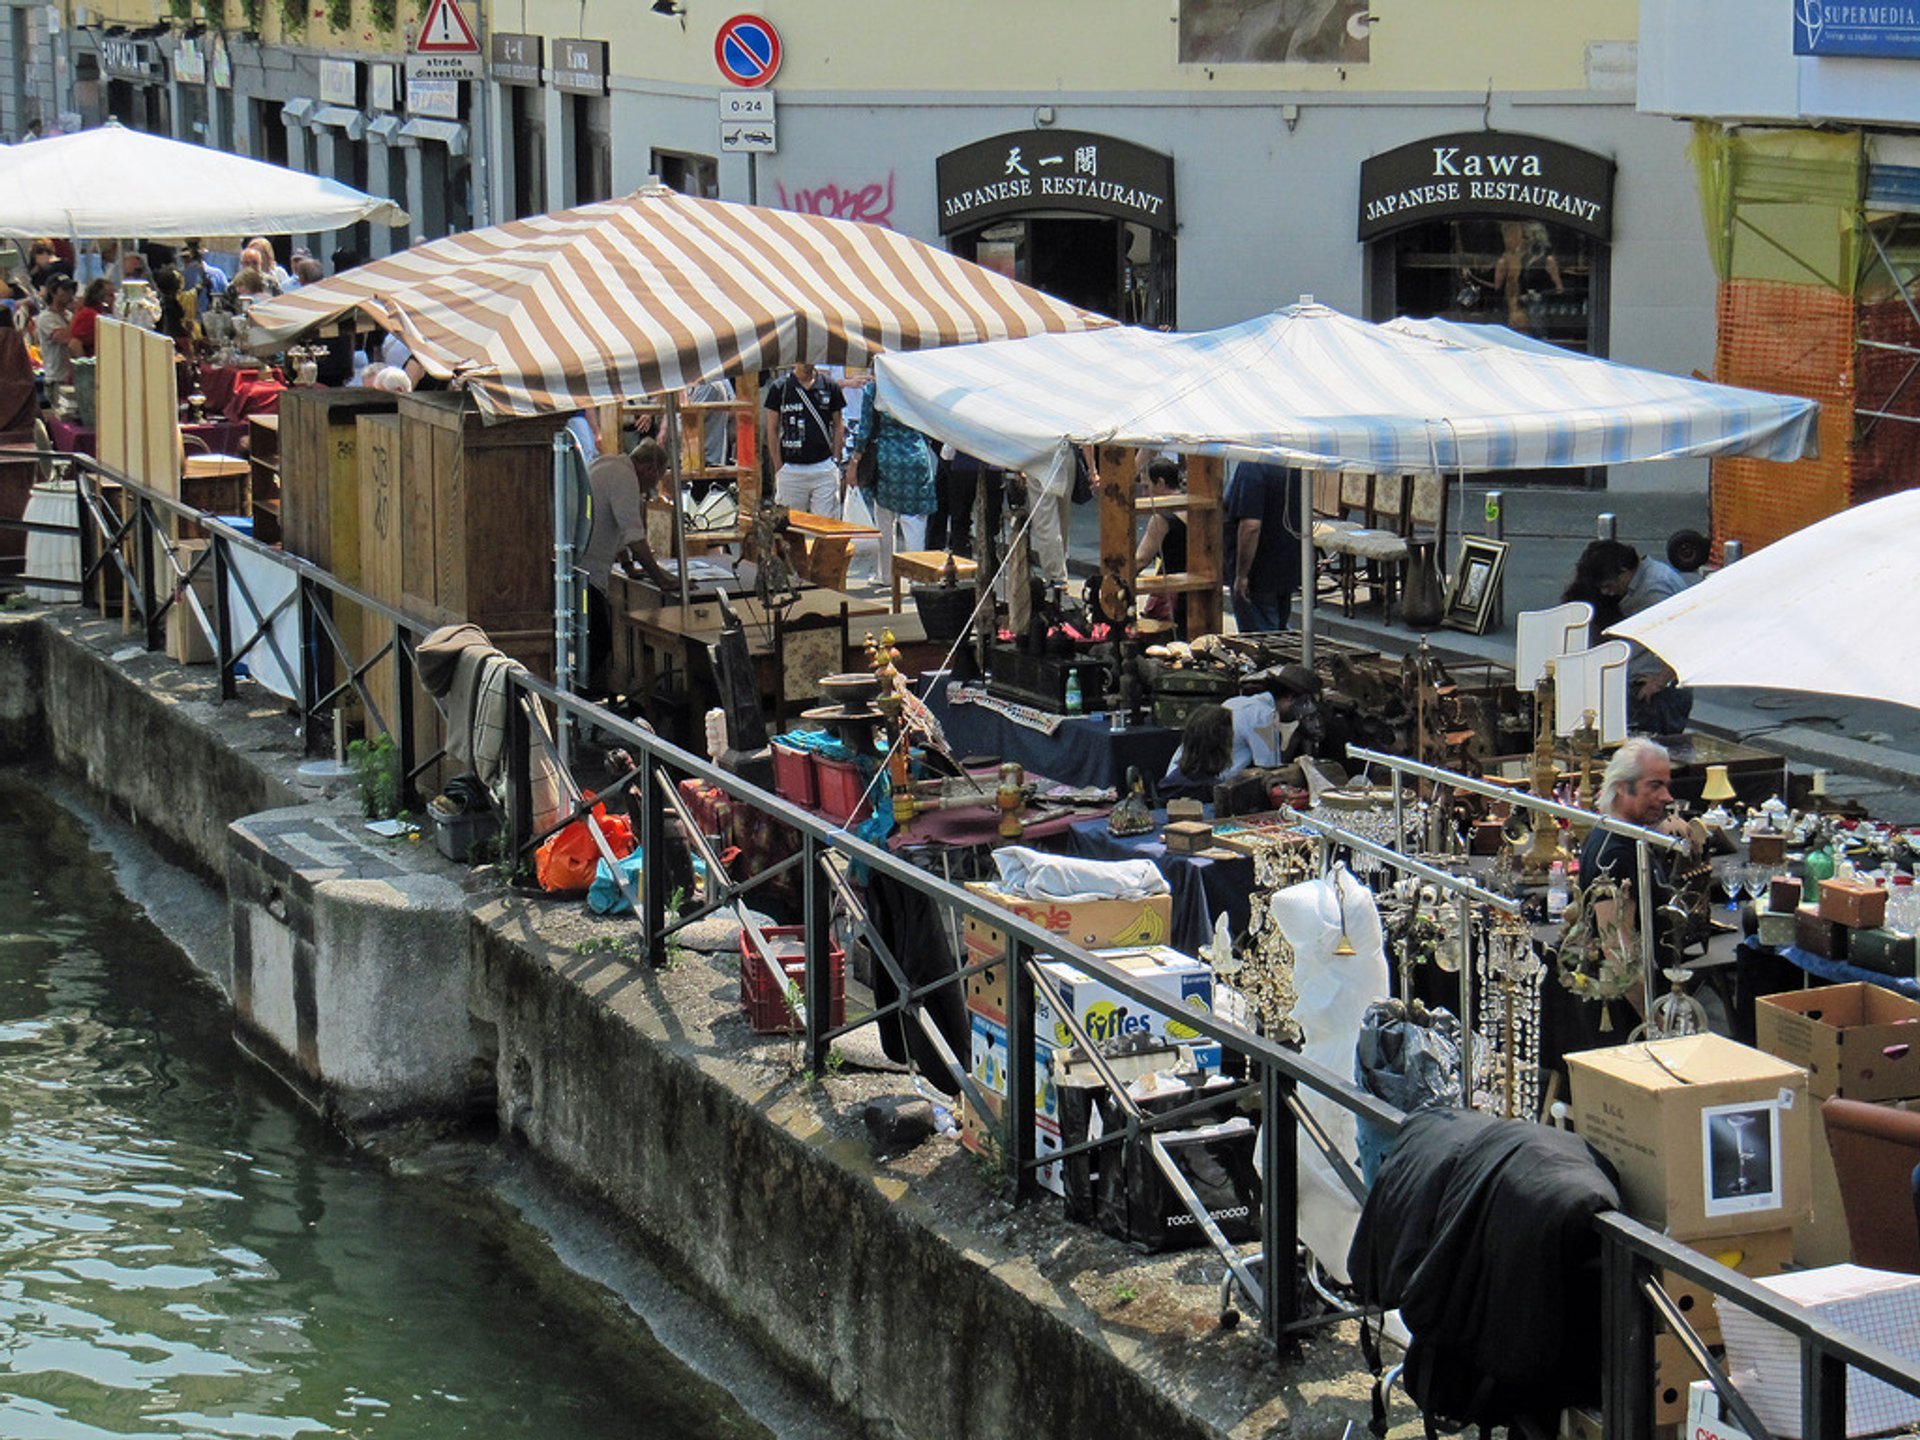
{"left": 890, "top": 549, "right": 978, "bottom": 611}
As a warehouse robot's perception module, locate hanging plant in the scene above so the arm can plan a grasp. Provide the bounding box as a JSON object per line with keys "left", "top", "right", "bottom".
{"left": 368, "top": 0, "right": 395, "bottom": 33}
{"left": 279, "top": 0, "right": 305, "bottom": 32}
{"left": 237, "top": 0, "right": 263, "bottom": 31}
{"left": 324, "top": 0, "right": 350, "bottom": 31}
{"left": 168, "top": 0, "right": 192, "bottom": 21}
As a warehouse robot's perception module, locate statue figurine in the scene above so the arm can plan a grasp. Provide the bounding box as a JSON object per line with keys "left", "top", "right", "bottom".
{"left": 1107, "top": 764, "right": 1156, "bottom": 838}
{"left": 996, "top": 762, "right": 1027, "bottom": 840}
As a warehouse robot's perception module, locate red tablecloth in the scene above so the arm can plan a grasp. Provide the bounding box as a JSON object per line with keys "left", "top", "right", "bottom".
{"left": 198, "top": 364, "right": 282, "bottom": 415}
{"left": 45, "top": 415, "right": 249, "bottom": 460}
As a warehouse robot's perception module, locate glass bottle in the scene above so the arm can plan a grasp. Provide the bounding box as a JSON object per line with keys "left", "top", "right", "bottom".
{"left": 1801, "top": 839, "right": 1835, "bottom": 905}
{"left": 1063, "top": 670, "right": 1083, "bottom": 716}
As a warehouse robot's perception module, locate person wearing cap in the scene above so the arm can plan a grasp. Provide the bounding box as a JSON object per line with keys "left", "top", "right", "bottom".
{"left": 1223, "top": 664, "right": 1326, "bottom": 773}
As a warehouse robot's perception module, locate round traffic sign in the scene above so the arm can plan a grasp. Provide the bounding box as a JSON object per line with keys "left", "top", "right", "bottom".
{"left": 715, "top": 14, "right": 781, "bottom": 88}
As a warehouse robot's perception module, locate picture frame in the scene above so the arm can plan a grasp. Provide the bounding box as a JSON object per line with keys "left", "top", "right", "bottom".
{"left": 1442, "top": 536, "right": 1510, "bottom": 636}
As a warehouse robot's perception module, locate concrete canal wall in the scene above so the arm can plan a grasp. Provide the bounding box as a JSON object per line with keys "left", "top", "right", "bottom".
{"left": 0, "top": 610, "right": 1302, "bottom": 1440}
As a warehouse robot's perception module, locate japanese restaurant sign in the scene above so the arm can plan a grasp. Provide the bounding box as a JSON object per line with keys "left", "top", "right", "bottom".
{"left": 936, "top": 130, "right": 1175, "bottom": 235}
{"left": 490, "top": 32, "right": 542, "bottom": 86}
{"left": 552, "top": 38, "right": 609, "bottom": 95}
{"left": 1357, "top": 131, "right": 1616, "bottom": 242}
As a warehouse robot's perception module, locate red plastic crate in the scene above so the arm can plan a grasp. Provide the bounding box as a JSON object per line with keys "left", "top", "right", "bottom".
{"left": 770, "top": 742, "right": 818, "bottom": 807}
{"left": 812, "top": 755, "right": 872, "bottom": 824}
{"left": 739, "top": 925, "right": 846, "bottom": 1035}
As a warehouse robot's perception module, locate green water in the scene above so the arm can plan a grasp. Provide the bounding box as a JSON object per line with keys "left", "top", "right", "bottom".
{"left": 0, "top": 778, "right": 785, "bottom": 1440}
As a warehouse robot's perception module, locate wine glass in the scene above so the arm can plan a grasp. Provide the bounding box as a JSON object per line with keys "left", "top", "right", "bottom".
{"left": 1744, "top": 863, "right": 1777, "bottom": 910}
{"left": 1711, "top": 857, "right": 1743, "bottom": 915}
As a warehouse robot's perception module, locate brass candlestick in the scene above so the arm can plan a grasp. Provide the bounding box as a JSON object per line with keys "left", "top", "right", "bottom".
{"left": 1524, "top": 668, "right": 1563, "bottom": 875}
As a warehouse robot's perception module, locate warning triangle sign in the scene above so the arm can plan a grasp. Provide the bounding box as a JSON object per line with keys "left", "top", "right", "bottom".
{"left": 415, "top": 0, "right": 479, "bottom": 54}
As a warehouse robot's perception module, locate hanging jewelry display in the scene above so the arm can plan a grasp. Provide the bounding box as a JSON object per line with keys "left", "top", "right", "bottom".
{"left": 1380, "top": 878, "right": 1453, "bottom": 1000}
{"left": 1231, "top": 831, "right": 1315, "bottom": 1043}
{"left": 1475, "top": 907, "right": 1545, "bottom": 1121}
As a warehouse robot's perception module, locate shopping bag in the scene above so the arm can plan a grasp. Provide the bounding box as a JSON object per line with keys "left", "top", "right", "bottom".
{"left": 841, "top": 482, "right": 881, "bottom": 582}
{"left": 534, "top": 795, "right": 635, "bottom": 896}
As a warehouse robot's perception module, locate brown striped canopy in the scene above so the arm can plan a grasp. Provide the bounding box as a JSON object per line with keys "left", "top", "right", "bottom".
{"left": 245, "top": 183, "right": 1110, "bottom": 418}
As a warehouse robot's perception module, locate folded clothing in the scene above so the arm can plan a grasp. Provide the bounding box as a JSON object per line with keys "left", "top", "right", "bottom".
{"left": 992, "top": 845, "right": 1170, "bottom": 903}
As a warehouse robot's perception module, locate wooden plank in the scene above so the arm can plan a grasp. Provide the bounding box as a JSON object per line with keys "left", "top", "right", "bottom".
{"left": 1096, "top": 443, "right": 1136, "bottom": 623}
{"left": 1186, "top": 454, "right": 1224, "bottom": 637}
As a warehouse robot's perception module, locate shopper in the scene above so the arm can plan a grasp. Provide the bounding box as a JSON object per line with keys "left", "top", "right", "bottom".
{"left": 847, "top": 379, "right": 936, "bottom": 585}
{"left": 1570, "top": 539, "right": 1694, "bottom": 734}
{"left": 1223, "top": 459, "right": 1303, "bottom": 633}
{"left": 34, "top": 276, "right": 77, "bottom": 398}
{"left": 762, "top": 361, "right": 845, "bottom": 518}
{"left": 1135, "top": 457, "right": 1189, "bottom": 633}
{"left": 70, "top": 278, "right": 114, "bottom": 358}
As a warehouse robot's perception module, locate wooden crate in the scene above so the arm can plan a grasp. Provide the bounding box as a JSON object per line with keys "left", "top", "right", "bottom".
{"left": 397, "top": 392, "right": 563, "bottom": 680}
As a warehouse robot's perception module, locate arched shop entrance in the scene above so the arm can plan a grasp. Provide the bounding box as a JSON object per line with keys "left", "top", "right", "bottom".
{"left": 937, "top": 130, "right": 1176, "bottom": 326}
{"left": 1360, "top": 131, "right": 1615, "bottom": 483}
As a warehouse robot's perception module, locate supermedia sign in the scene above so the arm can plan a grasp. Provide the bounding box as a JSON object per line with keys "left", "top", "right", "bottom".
{"left": 1357, "top": 131, "right": 1615, "bottom": 242}
{"left": 1794, "top": 3, "right": 1920, "bottom": 57}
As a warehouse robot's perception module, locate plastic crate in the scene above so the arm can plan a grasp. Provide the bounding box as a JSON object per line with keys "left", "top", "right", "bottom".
{"left": 739, "top": 925, "right": 846, "bottom": 1034}
{"left": 813, "top": 755, "right": 872, "bottom": 824}
{"left": 429, "top": 803, "right": 499, "bottom": 863}
{"left": 771, "top": 741, "right": 818, "bottom": 807}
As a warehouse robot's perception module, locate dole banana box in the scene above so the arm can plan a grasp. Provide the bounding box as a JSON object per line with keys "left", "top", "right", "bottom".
{"left": 1034, "top": 947, "right": 1220, "bottom": 1072}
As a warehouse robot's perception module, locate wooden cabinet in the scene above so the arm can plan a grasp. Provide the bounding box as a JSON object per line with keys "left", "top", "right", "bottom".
{"left": 397, "top": 393, "right": 566, "bottom": 680}
{"left": 247, "top": 414, "right": 281, "bottom": 546}
{"left": 277, "top": 389, "right": 402, "bottom": 578}
{"left": 1096, "top": 447, "right": 1224, "bottom": 638}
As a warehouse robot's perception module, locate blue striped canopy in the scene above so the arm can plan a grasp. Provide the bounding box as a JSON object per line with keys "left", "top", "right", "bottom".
{"left": 874, "top": 302, "right": 1818, "bottom": 497}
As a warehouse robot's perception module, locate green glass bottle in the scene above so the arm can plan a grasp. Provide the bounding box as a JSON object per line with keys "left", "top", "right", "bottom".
{"left": 1801, "top": 841, "right": 1835, "bottom": 905}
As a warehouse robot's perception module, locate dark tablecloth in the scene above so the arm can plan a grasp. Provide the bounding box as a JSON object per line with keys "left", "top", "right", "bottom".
{"left": 1749, "top": 940, "right": 1920, "bottom": 1001}
{"left": 1066, "top": 812, "right": 1254, "bottom": 955}
{"left": 926, "top": 689, "right": 1181, "bottom": 792}
{"left": 46, "top": 415, "right": 248, "bottom": 459}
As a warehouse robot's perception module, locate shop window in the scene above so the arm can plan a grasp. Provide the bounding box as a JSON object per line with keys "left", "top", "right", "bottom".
{"left": 568, "top": 93, "right": 610, "bottom": 205}
{"left": 257, "top": 99, "right": 288, "bottom": 167}
{"left": 509, "top": 85, "right": 545, "bottom": 218}
{"left": 652, "top": 148, "right": 717, "bottom": 199}
{"left": 1376, "top": 217, "right": 1605, "bottom": 356}
{"left": 952, "top": 216, "right": 1175, "bottom": 327}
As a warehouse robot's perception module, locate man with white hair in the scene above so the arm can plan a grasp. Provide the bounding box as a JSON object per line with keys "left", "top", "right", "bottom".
{"left": 1580, "top": 735, "right": 1699, "bottom": 897}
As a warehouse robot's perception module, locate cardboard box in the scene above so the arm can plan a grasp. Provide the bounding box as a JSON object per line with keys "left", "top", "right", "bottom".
{"left": 1755, "top": 982, "right": 1920, "bottom": 1101}
{"left": 1661, "top": 1227, "right": 1795, "bottom": 1347}
{"left": 1568, "top": 1035, "right": 1812, "bottom": 1241}
{"left": 1819, "top": 878, "right": 1888, "bottom": 930}
{"left": 1794, "top": 904, "right": 1848, "bottom": 961}
{"left": 960, "top": 1015, "right": 1071, "bottom": 1194}
{"left": 963, "top": 883, "right": 1174, "bottom": 953}
{"left": 1034, "top": 948, "right": 1220, "bottom": 1072}
{"left": 1654, "top": 1329, "right": 1701, "bottom": 1426}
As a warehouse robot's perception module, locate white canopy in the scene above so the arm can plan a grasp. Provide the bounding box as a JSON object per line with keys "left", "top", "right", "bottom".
{"left": 1612, "top": 488, "right": 1920, "bottom": 712}
{"left": 0, "top": 122, "right": 407, "bottom": 240}
{"left": 874, "top": 302, "right": 1819, "bottom": 497}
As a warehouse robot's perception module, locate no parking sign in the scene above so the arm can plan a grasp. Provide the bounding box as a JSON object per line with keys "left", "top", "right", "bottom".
{"left": 715, "top": 14, "right": 781, "bottom": 88}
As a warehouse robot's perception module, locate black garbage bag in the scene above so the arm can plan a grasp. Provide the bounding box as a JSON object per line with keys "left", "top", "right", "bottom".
{"left": 1355, "top": 1000, "right": 1462, "bottom": 1186}
{"left": 1093, "top": 1078, "right": 1261, "bottom": 1253}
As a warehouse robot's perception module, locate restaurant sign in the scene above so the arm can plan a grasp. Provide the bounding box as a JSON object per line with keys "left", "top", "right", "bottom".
{"left": 1795, "top": 4, "right": 1920, "bottom": 58}
{"left": 490, "top": 32, "right": 542, "bottom": 87}
{"left": 552, "top": 38, "right": 608, "bottom": 95}
{"left": 173, "top": 35, "right": 206, "bottom": 85}
{"left": 100, "top": 34, "right": 164, "bottom": 81}
{"left": 1357, "top": 131, "right": 1615, "bottom": 242}
{"left": 936, "top": 130, "right": 1175, "bottom": 236}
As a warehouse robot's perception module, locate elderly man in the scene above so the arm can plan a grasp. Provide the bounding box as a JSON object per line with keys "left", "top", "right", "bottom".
{"left": 1572, "top": 539, "right": 1694, "bottom": 734}
{"left": 1580, "top": 736, "right": 1703, "bottom": 921}
{"left": 581, "top": 439, "right": 672, "bottom": 689}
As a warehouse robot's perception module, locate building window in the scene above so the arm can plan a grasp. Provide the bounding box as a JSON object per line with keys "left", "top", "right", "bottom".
{"left": 568, "top": 93, "right": 609, "bottom": 204}
{"left": 509, "top": 85, "right": 545, "bottom": 217}
{"left": 1373, "top": 218, "right": 1606, "bottom": 356}
{"left": 652, "top": 149, "right": 717, "bottom": 199}
{"left": 951, "top": 217, "right": 1175, "bottom": 328}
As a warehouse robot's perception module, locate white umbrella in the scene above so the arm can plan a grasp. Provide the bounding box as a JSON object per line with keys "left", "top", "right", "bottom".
{"left": 1611, "top": 488, "right": 1920, "bottom": 711}
{"left": 0, "top": 121, "right": 407, "bottom": 239}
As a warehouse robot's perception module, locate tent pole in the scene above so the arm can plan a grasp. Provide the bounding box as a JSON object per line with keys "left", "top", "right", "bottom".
{"left": 665, "top": 392, "right": 691, "bottom": 615}
{"left": 1298, "top": 466, "right": 1315, "bottom": 669}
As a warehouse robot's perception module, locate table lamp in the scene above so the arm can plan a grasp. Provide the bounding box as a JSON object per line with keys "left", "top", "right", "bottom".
{"left": 1700, "top": 764, "right": 1736, "bottom": 804}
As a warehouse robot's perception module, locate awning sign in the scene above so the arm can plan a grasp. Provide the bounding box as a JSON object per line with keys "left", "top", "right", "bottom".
{"left": 936, "top": 129, "right": 1175, "bottom": 236}
{"left": 1357, "top": 131, "right": 1616, "bottom": 242}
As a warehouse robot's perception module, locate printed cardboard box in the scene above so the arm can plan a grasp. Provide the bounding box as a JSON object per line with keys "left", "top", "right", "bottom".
{"left": 961, "top": 887, "right": 1175, "bottom": 1026}
{"left": 1661, "top": 1227, "right": 1795, "bottom": 1347}
{"left": 1755, "top": 982, "right": 1920, "bottom": 1101}
{"left": 1034, "top": 948, "right": 1220, "bottom": 1072}
{"left": 1568, "top": 1035, "right": 1812, "bottom": 1242}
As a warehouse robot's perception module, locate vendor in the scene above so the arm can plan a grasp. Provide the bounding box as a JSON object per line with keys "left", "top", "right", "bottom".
{"left": 1580, "top": 737, "right": 1700, "bottom": 899}
{"left": 1571, "top": 539, "right": 1693, "bottom": 735}
{"left": 1135, "top": 458, "right": 1189, "bottom": 635}
{"left": 582, "top": 439, "right": 672, "bottom": 689}
{"left": 1162, "top": 702, "right": 1236, "bottom": 799}
{"left": 1226, "top": 664, "right": 1326, "bottom": 773}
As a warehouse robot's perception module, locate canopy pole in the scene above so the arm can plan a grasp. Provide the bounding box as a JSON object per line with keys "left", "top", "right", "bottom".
{"left": 1298, "top": 466, "right": 1315, "bottom": 669}
{"left": 665, "top": 392, "right": 691, "bottom": 615}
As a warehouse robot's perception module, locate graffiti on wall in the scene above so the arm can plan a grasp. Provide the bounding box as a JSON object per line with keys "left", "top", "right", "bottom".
{"left": 775, "top": 173, "right": 897, "bottom": 229}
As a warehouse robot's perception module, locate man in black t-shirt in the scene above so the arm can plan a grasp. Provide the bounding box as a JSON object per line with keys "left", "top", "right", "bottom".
{"left": 761, "top": 362, "right": 846, "bottom": 518}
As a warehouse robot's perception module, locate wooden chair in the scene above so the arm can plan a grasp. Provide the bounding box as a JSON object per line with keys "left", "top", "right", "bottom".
{"left": 772, "top": 602, "right": 850, "bottom": 731}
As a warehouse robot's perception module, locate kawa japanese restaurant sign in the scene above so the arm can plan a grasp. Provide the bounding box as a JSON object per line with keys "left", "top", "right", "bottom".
{"left": 936, "top": 130, "right": 1175, "bottom": 235}
{"left": 1357, "top": 131, "right": 1616, "bottom": 242}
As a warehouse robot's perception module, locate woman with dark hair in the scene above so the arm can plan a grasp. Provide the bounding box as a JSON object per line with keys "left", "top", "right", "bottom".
{"left": 152, "top": 267, "right": 197, "bottom": 358}
{"left": 70, "top": 278, "right": 114, "bottom": 358}
{"left": 1161, "top": 702, "right": 1237, "bottom": 800}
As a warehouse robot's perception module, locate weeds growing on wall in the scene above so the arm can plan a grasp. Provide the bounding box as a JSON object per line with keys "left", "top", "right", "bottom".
{"left": 237, "top": 0, "right": 263, "bottom": 31}
{"left": 347, "top": 734, "right": 402, "bottom": 820}
{"left": 324, "top": 0, "right": 351, "bottom": 32}
{"left": 278, "top": 0, "right": 305, "bottom": 34}
{"left": 168, "top": 0, "right": 192, "bottom": 23}
{"left": 369, "top": 0, "right": 396, "bottom": 33}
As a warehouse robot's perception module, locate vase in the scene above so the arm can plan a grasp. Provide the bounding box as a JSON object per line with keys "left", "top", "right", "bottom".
{"left": 1401, "top": 541, "right": 1445, "bottom": 629}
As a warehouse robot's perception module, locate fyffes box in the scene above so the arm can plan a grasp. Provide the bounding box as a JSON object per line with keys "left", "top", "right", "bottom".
{"left": 1035, "top": 946, "right": 1220, "bottom": 1072}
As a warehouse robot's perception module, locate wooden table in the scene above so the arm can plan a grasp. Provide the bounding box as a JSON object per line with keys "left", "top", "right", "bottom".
{"left": 785, "top": 510, "right": 880, "bottom": 590}
{"left": 889, "top": 549, "right": 977, "bottom": 611}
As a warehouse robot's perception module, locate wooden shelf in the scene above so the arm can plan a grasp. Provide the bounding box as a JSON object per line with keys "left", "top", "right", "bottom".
{"left": 1135, "top": 492, "right": 1220, "bottom": 514}
{"left": 1096, "top": 450, "right": 1224, "bottom": 636}
{"left": 1135, "top": 570, "right": 1218, "bottom": 595}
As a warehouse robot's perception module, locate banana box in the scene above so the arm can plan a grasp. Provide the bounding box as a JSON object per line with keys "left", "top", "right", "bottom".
{"left": 1034, "top": 947, "right": 1220, "bottom": 1073}
{"left": 961, "top": 885, "right": 1174, "bottom": 1025}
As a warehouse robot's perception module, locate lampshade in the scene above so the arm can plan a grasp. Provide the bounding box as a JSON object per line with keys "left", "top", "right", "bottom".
{"left": 1700, "top": 764, "right": 1736, "bottom": 803}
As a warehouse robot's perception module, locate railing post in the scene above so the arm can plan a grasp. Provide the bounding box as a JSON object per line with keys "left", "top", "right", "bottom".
{"left": 296, "top": 576, "right": 320, "bottom": 754}
{"left": 1600, "top": 1227, "right": 1655, "bottom": 1439}
{"left": 1803, "top": 1343, "right": 1847, "bottom": 1440}
{"left": 1261, "top": 1060, "right": 1300, "bottom": 1346}
{"left": 394, "top": 622, "right": 417, "bottom": 808}
{"left": 212, "top": 534, "right": 236, "bottom": 701}
{"left": 504, "top": 683, "right": 533, "bottom": 878}
{"left": 137, "top": 499, "right": 160, "bottom": 651}
{"left": 1003, "top": 937, "right": 1037, "bottom": 1203}
{"left": 804, "top": 835, "right": 829, "bottom": 1074}
{"left": 75, "top": 471, "right": 97, "bottom": 610}
{"left": 642, "top": 752, "right": 667, "bottom": 965}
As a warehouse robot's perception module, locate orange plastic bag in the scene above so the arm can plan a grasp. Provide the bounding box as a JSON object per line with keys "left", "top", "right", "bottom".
{"left": 534, "top": 796, "right": 636, "bottom": 896}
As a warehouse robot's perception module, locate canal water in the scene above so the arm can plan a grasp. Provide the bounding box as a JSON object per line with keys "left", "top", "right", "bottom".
{"left": 0, "top": 774, "right": 829, "bottom": 1440}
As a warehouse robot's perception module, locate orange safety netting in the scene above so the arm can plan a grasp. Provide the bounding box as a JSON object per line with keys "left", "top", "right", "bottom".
{"left": 1851, "top": 294, "right": 1920, "bottom": 506}
{"left": 1709, "top": 279, "right": 1853, "bottom": 556}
